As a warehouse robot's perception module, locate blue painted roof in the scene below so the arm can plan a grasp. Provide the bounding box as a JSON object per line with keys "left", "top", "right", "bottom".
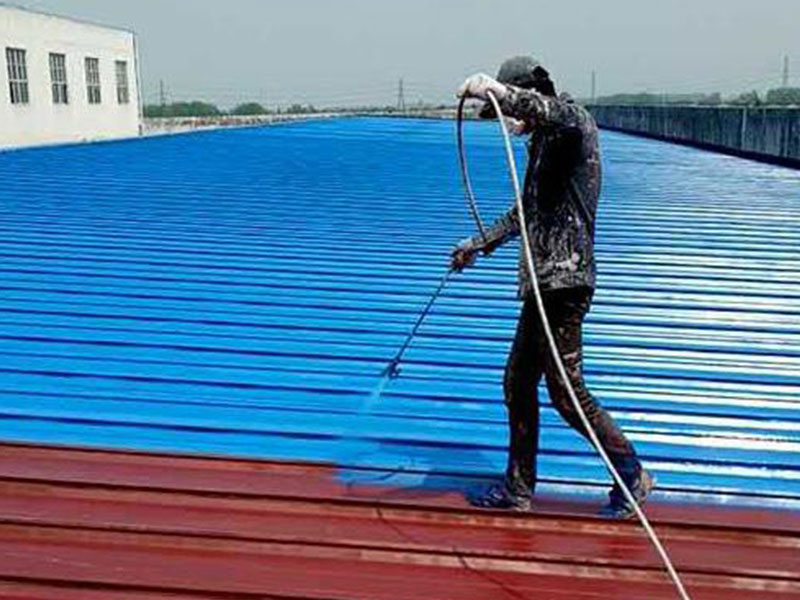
{"left": 1, "top": 118, "right": 799, "bottom": 508}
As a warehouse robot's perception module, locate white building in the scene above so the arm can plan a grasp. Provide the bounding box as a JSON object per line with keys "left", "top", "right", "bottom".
{"left": 0, "top": 4, "right": 141, "bottom": 149}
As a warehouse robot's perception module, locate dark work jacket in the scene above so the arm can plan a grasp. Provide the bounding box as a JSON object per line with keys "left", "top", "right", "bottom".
{"left": 463, "top": 89, "right": 602, "bottom": 296}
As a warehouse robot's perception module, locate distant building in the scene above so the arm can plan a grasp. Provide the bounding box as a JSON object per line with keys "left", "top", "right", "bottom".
{"left": 0, "top": 4, "right": 141, "bottom": 149}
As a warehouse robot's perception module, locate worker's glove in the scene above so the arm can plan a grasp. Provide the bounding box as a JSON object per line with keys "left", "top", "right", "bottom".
{"left": 457, "top": 73, "right": 509, "bottom": 102}
{"left": 450, "top": 239, "right": 479, "bottom": 272}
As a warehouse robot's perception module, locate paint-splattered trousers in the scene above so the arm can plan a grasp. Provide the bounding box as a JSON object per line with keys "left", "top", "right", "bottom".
{"left": 503, "top": 287, "right": 641, "bottom": 497}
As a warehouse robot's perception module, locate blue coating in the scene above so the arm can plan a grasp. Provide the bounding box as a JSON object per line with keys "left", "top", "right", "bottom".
{"left": 1, "top": 118, "right": 799, "bottom": 508}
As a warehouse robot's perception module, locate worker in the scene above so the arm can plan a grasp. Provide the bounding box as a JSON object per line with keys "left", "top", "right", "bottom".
{"left": 452, "top": 56, "right": 653, "bottom": 519}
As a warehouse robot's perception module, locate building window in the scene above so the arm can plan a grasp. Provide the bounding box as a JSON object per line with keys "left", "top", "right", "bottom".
{"left": 49, "top": 53, "right": 69, "bottom": 105}
{"left": 6, "top": 47, "right": 29, "bottom": 105}
{"left": 115, "top": 60, "right": 129, "bottom": 104}
{"left": 85, "top": 57, "right": 101, "bottom": 104}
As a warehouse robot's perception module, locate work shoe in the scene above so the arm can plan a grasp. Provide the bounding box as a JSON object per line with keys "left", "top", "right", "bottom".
{"left": 599, "top": 469, "right": 655, "bottom": 520}
{"left": 468, "top": 482, "right": 533, "bottom": 512}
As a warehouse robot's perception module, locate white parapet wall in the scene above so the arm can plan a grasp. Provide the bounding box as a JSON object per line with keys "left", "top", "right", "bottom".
{"left": 0, "top": 4, "right": 141, "bottom": 149}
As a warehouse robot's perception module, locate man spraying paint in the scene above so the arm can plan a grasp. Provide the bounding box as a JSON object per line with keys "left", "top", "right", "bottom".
{"left": 452, "top": 56, "right": 653, "bottom": 519}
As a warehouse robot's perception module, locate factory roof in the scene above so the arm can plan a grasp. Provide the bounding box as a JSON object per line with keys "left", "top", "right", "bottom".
{"left": 0, "top": 117, "right": 799, "bottom": 597}
{"left": 1, "top": 117, "right": 798, "bottom": 508}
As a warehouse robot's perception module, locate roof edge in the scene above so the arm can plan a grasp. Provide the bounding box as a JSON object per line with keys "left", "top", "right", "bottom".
{"left": 0, "top": 2, "right": 136, "bottom": 36}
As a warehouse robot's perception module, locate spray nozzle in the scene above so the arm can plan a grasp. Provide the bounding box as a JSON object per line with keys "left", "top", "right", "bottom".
{"left": 382, "top": 359, "right": 401, "bottom": 380}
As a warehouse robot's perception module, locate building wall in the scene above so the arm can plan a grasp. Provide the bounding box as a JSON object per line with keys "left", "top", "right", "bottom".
{"left": 588, "top": 105, "right": 800, "bottom": 168}
{"left": 0, "top": 5, "right": 141, "bottom": 149}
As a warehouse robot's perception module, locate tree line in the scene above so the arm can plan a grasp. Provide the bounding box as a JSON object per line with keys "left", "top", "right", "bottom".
{"left": 143, "top": 88, "right": 800, "bottom": 118}
{"left": 590, "top": 87, "right": 800, "bottom": 107}
{"left": 144, "top": 101, "right": 319, "bottom": 118}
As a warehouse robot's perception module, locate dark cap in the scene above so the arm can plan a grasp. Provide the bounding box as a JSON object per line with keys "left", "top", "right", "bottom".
{"left": 497, "top": 55, "right": 545, "bottom": 87}
{"left": 479, "top": 55, "right": 549, "bottom": 119}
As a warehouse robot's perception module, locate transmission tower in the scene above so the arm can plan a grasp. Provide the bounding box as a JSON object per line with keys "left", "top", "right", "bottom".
{"left": 159, "top": 79, "right": 166, "bottom": 110}
{"left": 397, "top": 78, "right": 407, "bottom": 113}
{"left": 591, "top": 70, "right": 597, "bottom": 104}
{"left": 783, "top": 55, "right": 790, "bottom": 88}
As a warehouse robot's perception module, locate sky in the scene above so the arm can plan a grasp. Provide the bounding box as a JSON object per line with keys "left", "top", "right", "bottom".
{"left": 14, "top": 0, "right": 800, "bottom": 109}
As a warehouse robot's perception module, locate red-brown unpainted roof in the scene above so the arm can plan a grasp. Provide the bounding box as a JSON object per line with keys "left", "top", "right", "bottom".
{"left": 0, "top": 442, "right": 798, "bottom": 600}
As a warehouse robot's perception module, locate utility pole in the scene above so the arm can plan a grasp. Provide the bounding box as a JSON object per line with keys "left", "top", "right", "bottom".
{"left": 591, "top": 70, "right": 597, "bottom": 104}
{"left": 159, "top": 79, "right": 166, "bottom": 111}
{"left": 782, "top": 55, "right": 790, "bottom": 88}
{"left": 397, "top": 77, "right": 407, "bottom": 113}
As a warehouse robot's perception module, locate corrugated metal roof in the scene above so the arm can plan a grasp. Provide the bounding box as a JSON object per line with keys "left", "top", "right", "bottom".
{"left": 2, "top": 442, "right": 799, "bottom": 600}
{"left": 0, "top": 118, "right": 799, "bottom": 508}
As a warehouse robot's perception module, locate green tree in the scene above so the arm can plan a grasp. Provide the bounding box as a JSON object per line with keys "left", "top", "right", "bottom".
{"left": 286, "top": 103, "right": 317, "bottom": 114}
{"left": 593, "top": 92, "right": 723, "bottom": 106}
{"left": 594, "top": 92, "right": 662, "bottom": 105}
{"left": 231, "top": 102, "right": 268, "bottom": 116}
{"left": 697, "top": 93, "right": 722, "bottom": 106}
{"left": 729, "top": 91, "right": 761, "bottom": 107}
{"left": 765, "top": 88, "right": 800, "bottom": 106}
{"left": 143, "top": 101, "right": 221, "bottom": 118}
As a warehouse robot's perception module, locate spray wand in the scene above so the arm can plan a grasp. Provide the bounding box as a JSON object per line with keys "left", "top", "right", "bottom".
{"left": 379, "top": 268, "right": 454, "bottom": 381}
{"left": 372, "top": 96, "right": 486, "bottom": 384}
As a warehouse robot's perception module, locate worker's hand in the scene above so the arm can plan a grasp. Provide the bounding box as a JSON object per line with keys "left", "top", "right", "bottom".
{"left": 457, "top": 73, "right": 509, "bottom": 102}
{"left": 505, "top": 117, "right": 530, "bottom": 136}
{"left": 451, "top": 241, "right": 479, "bottom": 272}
